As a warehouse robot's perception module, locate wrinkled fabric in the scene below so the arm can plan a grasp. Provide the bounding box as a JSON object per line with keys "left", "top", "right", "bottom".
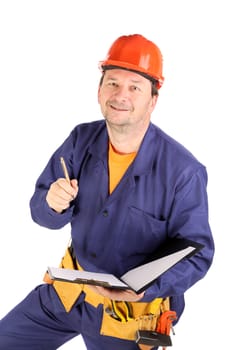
{"left": 0, "top": 120, "right": 214, "bottom": 349}
{"left": 0, "top": 284, "right": 143, "bottom": 349}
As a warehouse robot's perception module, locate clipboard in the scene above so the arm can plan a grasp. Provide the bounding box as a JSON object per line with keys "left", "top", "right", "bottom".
{"left": 47, "top": 238, "right": 204, "bottom": 293}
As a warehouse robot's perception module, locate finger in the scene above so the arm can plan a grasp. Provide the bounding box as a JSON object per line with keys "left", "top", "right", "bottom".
{"left": 70, "top": 179, "right": 79, "bottom": 198}
{"left": 57, "top": 178, "right": 77, "bottom": 199}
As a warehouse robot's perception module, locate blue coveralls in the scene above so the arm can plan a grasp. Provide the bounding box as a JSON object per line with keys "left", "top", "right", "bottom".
{"left": 0, "top": 121, "right": 215, "bottom": 349}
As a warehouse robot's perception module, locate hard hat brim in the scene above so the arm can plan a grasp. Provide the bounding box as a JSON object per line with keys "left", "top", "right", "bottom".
{"left": 99, "top": 59, "right": 164, "bottom": 88}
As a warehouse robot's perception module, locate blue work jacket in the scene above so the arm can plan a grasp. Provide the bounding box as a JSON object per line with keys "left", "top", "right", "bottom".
{"left": 30, "top": 120, "right": 214, "bottom": 319}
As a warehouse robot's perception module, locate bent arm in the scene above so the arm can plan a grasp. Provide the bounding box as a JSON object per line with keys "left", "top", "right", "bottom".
{"left": 142, "top": 166, "right": 215, "bottom": 302}
{"left": 29, "top": 133, "right": 77, "bottom": 229}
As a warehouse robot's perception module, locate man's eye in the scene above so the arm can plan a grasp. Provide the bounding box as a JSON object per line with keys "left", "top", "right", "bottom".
{"left": 108, "top": 82, "right": 117, "bottom": 87}
{"left": 131, "top": 86, "right": 140, "bottom": 91}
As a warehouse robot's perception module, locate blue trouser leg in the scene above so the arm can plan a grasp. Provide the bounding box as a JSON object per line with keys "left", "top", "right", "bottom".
{"left": 0, "top": 283, "right": 150, "bottom": 350}
{"left": 0, "top": 284, "right": 83, "bottom": 349}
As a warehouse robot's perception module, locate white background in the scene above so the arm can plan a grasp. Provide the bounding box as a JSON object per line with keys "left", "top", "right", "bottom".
{"left": 0, "top": 1, "right": 232, "bottom": 349}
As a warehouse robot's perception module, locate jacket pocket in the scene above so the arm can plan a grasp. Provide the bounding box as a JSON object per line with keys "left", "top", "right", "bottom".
{"left": 118, "top": 206, "right": 167, "bottom": 258}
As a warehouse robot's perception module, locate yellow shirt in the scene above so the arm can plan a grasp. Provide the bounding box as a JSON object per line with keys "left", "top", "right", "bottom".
{"left": 108, "top": 142, "right": 137, "bottom": 194}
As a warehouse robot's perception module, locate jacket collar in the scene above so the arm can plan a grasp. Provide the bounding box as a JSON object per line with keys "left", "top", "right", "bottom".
{"left": 88, "top": 121, "right": 157, "bottom": 177}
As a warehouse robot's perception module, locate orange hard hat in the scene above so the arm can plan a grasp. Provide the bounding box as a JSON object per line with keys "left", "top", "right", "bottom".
{"left": 99, "top": 34, "right": 164, "bottom": 88}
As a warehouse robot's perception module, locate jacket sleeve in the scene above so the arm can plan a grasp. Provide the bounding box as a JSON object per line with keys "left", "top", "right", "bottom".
{"left": 141, "top": 165, "right": 215, "bottom": 302}
{"left": 29, "top": 132, "right": 76, "bottom": 230}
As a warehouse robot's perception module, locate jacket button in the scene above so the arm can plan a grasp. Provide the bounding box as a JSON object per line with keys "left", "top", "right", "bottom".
{"left": 103, "top": 210, "right": 108, "bottom": 217}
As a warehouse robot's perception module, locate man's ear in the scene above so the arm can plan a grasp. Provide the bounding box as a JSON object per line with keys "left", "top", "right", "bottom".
{"left": 97, "top": 86, "right": 101, "bottom": 104}
{"left": 150, "top": 95, "right": 158, "bottom": 112}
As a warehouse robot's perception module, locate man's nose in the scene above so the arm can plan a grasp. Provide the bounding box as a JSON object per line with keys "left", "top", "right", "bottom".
{"left": 113, "top": 85, "right": 129, "bottom": 100}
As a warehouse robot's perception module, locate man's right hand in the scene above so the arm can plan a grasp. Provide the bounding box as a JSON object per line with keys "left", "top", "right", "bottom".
{"left": 46, "top": 178, "right": 78, "bottom": 213}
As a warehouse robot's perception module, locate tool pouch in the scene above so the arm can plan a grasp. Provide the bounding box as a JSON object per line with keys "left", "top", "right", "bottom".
{"left": 43, "top": 246, "right": 83, "bottom": 312}
{"left": 100, "top": 297, "right": 169, "bottom": 341}
{"left": 44, "top": 245, "right": 176, "bottom": 345}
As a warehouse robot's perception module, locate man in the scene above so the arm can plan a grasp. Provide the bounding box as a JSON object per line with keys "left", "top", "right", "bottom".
{"left": 0, "top": 34, "right": 214, "bottom": 350}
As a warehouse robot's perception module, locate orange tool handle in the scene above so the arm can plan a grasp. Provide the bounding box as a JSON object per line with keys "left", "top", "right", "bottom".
{"left": 156, "top": 310, "right": 177, "bottom": 335}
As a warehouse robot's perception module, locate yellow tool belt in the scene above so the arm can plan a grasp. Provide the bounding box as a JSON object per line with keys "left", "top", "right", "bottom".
{"left": 43, "top": 246, "right": 171, "bottom": 341}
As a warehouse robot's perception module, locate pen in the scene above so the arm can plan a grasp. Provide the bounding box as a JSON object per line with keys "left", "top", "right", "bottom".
{"left": 60, "top": 157, "right": 70, "bottom": 183}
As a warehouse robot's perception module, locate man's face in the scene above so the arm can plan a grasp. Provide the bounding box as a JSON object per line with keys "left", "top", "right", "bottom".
{"left": 98, "top": 69, "right": 157, "bottom": 130}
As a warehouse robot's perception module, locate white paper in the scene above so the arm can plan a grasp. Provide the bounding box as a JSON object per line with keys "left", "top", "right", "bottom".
{"left": 121, "top": 246, "right": 195, "bottom": 291}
